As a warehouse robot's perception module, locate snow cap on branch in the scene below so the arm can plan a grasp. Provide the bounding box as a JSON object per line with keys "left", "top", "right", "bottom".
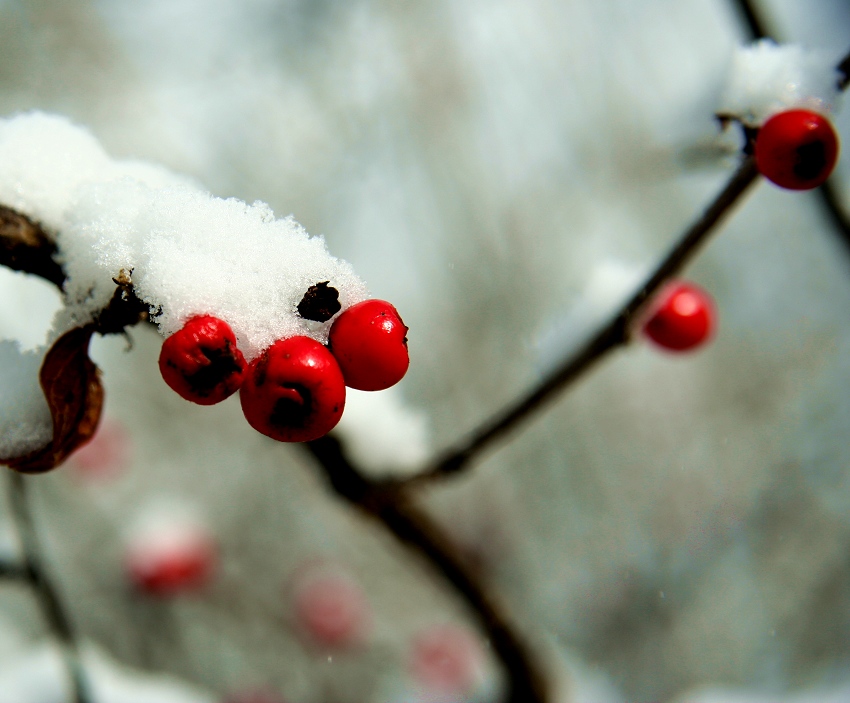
{"left": 719, "top": 40, "right": 841, "bottom": 125}
{"left": 0, "top": 112, "right": 369, "bottom": 359}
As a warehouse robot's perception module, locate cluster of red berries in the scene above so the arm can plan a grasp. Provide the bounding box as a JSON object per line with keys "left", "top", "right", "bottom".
{"left": 753, "top": 109, "right": 839, "bottom": 190}
{"left": 158, "top": 299, "right": 409, "bottom": 443}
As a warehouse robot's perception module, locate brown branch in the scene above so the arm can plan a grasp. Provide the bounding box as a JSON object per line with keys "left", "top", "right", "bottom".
{"left": 728, "top": 0, "right": 773, "bottom": 40}
{"left": 393, "top": 156, "right": 760, "bottom": 489}
{"left": 0, "top": 206, "right": 65, "bottom": 289}
{"left": 303, "top": 436, "right": 549, "bottom": 703}
{"left": 8, "top": 473, "right": 92, "bottom": 703}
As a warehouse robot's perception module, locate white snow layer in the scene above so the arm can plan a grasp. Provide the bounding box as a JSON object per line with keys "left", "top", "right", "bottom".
{"left": 719, "top": 40, "right": 841, "bottom": 124}
{"left": 0, "top": 111, "right": 369, "bottom": 360}
{"left": 334, "top": 387, "right": 430, "bottom": 477}
{"left": 0, "top": 641, "right": 214, "bottom": 703}
{"left": 0, "top": 340, "right": 52, "bottom": 458}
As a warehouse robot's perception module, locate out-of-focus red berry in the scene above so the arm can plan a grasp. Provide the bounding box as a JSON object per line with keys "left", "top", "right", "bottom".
{"left": 643, "top": 281, "right": 715, "bottom": 352}
{"left": 69, "top": 419, "right": 131, "bottom": 480}
{"left": 239, "top": 336, "right": 345, "bottom": 443}
{"left": 159, "top": 315, "right": 247, "bottom": 405}
{"left": 755, "top": 109, "right": 839, "bottom": 190}
{"left": 126, "top": 529, "right": 216, "bottom": 597}
{"left": 328, "top": 299, "right": 409, "bottom": 391}
{"left": 291, "top": 566, "right": 371, "bottom": 649}
{"left": 221, "top": 691, "right": 289, "bottom": 703}
{"left": 409, "top": 623, "right": 484, "bottom": 696}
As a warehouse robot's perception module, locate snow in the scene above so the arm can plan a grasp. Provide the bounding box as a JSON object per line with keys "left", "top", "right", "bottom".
{"left": 333, "top": 387, "right": 430, "bottom": 477}
{"left": 719, "top": 40, "right": 841, "bottom": 125}
{"left": 0, "top": 340, "right": 52, "bottom": 458}
{"left": 0, "top": 642, "right": 215, "bottom": 703}
{"left": 0, "top": 112, "right": 370, "bottom": 360}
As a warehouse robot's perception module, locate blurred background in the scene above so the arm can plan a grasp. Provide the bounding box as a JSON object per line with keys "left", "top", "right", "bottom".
{"left": 0, "top": 0, "right": 849, "bottom": 701}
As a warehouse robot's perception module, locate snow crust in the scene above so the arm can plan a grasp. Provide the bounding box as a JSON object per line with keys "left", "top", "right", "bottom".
{"left": 0, "top": 341, "right": 52, "bottom": 458}
{"left": 719, "top": 40, "right": 841, "bottom": 125}
{"left": 0, "top": 642, "right": 214, "bottom": 703}
{"left": 0, "top": 112, "right": 369, "bottom": 360}
{"left": 333, "top": 387, "right": 430, "bottom": 477}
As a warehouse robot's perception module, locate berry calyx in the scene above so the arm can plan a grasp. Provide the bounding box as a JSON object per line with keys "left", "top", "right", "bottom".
{"left": 240, "top": 336, "right": 345, "bottom": 443}
{"left": 642, "top": 281, "right": 715, "bottom": 352}
{"left": 328, "top": 299, "right": 409, "bottom": 391}
{"left": 754, "top": 109, "right": 839, "bottom": 190}
{"left": 159, "top": 315, "right": 247, "bottom": 405}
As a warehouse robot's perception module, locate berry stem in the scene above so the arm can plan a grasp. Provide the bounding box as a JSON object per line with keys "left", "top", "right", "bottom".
{"left": 7, "top": 473, "right": 92, "bottom": 703}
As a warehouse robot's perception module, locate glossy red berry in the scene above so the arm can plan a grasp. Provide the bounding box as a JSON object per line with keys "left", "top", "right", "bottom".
{"left": 328, "top": 299, "right": 409, "bottom": 391}
{"left": 240, "top": 336, "right": 345, "bottom": 443}
{"left": 754, "top": 109, "right": 839, "bottom": 190}
{"left": 159, "top": 315, "right": 247, "bottom": 405}
{"left": 643, "top": 281, "right": 715, "bottom": 352}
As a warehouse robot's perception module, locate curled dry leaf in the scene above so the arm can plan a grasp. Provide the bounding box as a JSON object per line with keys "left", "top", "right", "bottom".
{"left": 2, "top": 325, "right": 103, "bottom": 474}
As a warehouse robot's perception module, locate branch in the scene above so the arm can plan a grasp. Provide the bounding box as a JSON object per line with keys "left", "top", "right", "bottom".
{"left": 303, "top": 436, "right": 550, "bottom": 703}
{"left": 0, "top": 556, "right": 27, "bottom": 580}
{"left": 395, "top": 156, "right": 759, "bottom": 488}
{"left": 0, "top": 206, "right": 65, "bottom": 289}
{"left": 8, "top": 473, "right": 92, "bottom": 703}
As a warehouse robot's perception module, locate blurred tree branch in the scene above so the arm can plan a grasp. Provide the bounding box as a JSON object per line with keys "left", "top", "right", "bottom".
{"left": 394, "top": 156, "right": 760, "bottom": 489}
{"left": 7, "top": 473, "right": 91, "bottom": 703}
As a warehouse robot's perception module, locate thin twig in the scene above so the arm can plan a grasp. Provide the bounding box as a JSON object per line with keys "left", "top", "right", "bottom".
{"left": 303, "top": 436, "right": 549, "bottom": 703}
{"left": 0, "top": 557, "right": 27, "bottom": 579}
{"left": 8, "top": 473, "right": 92, "bottom": 703}
{"left": 728, "top": 0, "right": 772, "bottom": 40}
{"left": 395, "top": 156, "right": 760, "bottom": 488}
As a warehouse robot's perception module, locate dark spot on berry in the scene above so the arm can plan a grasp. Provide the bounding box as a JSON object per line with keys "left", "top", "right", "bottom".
{"left": 253, "top": 354, "right": 269, "bottom": 387}
{"left": 297, "top": 281, "right": 341, "bottom": 322}
{"left": 270, "top": 384, "right": 311, "bottom": 428}
{"left": 794, "top": 140, "right": 827, "bottom": 182}
{"left": 187, "top": 341, "right": 243, "bottom": 396}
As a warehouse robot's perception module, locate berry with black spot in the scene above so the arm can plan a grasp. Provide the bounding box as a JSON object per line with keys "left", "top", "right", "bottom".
{"left": 159, "top": 315, "right": 247, "bottom": 405}
{"left": 755, "top": 109, "right": 839, "bottom": 190}
{"left": 240, "top": 336, "right": 345, "bottom": 442}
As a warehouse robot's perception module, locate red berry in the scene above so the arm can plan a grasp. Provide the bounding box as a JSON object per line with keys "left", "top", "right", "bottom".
{"left": 69, "top": 419, "right": 130, "bottom": 480}
{"left": 409, "top": 624, "right": 484, "bottom": 695}
{"left": 159, "top": 315, "right": 247, "bottom": 405}
{"left": 328, "top": 299, "right": 409, "bottom": 391}
{"left": 643, "top": 281, "right": 715, "bottom": 352}
{"left": 754, "top": 109, "right": 839, "bottom": 190}
{"left": 240, "top": 336, "right": 345, "bottom": 443}
{"left": 291, "top": 566, "right": 371, "bottom": 649}
{"left": 126, "top": 528, "right": 216, "bottom": 597}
